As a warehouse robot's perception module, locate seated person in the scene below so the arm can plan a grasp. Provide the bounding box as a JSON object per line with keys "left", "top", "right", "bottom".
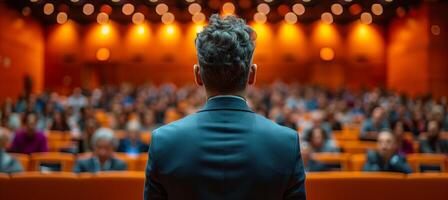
{"left": 73, "top": 128, "right": 127, "bottom": 173}
{"left": 419, "top": 120, "right": 448, "bottom": 153}
{"left": 0, "top": 127, "right": 23, "bottom": 173}
{"left": 9, "top": 113, "right": 48, "bottom": 154}
{"left": 393, "top": 121, "right": 414, "bottom": 156}
{"left": 305, "top": 127, "right": 338, "bottom": 153}
{"left": 302, "top": 110, "right": 333, "bottom": 140}
{"left": 360, "top": 107, "right": 390, "bottom": 141}
{"left": 117, "top": 121, "right": 148, "bottom": 155}
{"left": 363, "top": 131, "right": 412, "bottom": 174}
{"left": 301, "top": 143, "right": 328, "bottom": 172}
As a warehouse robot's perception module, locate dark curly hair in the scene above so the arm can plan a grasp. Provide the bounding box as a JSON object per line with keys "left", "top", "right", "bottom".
{"left": 195, "top": 14, "right": 256, "bottom": 93}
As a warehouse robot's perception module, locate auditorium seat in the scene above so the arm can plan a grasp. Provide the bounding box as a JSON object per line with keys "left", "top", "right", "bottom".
{"left": 313, "top": 153, "right": 350, "bottom": 171}
{"left": 306, "top": 172, "right": 405, "bottom": 200}
{"left": 0, "top": 173, "right": 10, "bottom": 200}
{"left": 114, "top": 152, "right": 138, "bottom": 171}
{"left": 2, "top": 172, "right": 79, "bottom": 200}
{"left": 140, "top": 132, "right": 152, "bottom": 145}
{"left": 113, "top": 130, "right": 126, "bottom": 140}
{"left": 30, "top": 152, "right": 75, "bottom": 172}
{"left": 46, "top": 131, "right": 73, "bottom": 152}
{"left": 79, "top": 171, "right": 145, "bottom": 200}
{"left": 406, "top": 173, "right": 448, "bottom": 199}
{"left": 137, "top": 153, "right": 148, "bottom": 171}
{"left": 407, "top": 153, "right": 447, "bottom": 172}
{"left": 341, "top": 141, "right": 376, "bottom": 154}
{"left": 9, "top": 153, "right": 30, "bottom": 171}
{"left": 349, "top": 154, "right": 366, "bottom": 171}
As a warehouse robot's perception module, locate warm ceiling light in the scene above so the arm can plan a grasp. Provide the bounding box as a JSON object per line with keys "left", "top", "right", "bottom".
{"left": 192, "top": 12, "right": 205, "bottom": 24}
{"left": 97, "top": 12, "right": 109, "bottom": 25}
{"left": 166, "top": 25, "right": 175, "bottom": 34}
{"left": 331, "top": 3, "right": 343, "bottom": 16}
{"left": 302, "top": 0, "right": 311, "bottom": 2}
{"left": 122, "top": 3, "right": 135, "bottom": 16}
{"left": 111, "top": 0, "right": 121, "bottom": 2}
{"left": 321, "top": 12, "right": 333, "bottom": 24}
{"left": 264, "top": 0, "right": 273, "bottom": 2}
{"left": 188, "top": 3, "right": 201, "bottom": 15}
{"left": 70, "top": 0, "right": 80, "bottom": 3}
{"left": 254, "top": 12, "right": 267, "bottom": 24}
{"left": 284, "top": 12, "right": 298, "bottom": 24}
{"left": 292, "top": 3, "right": 305, "bottom": 16}
{"left": 360, "top": 12, "right": 372, "bottom": 24}
{"left": 185, "top": 0, "right": 195, "bottom": 2}
{"left": 96, "top": 48, "right": 110, "bottom": 61}
{"left": 156, "top": 3, "right": 169, "bottom": 15}
{"left": 149, "top": 0, "right": 158, "bottom": 2}
{"left": 22, "top": 7, "right": 31, "bottom": 16}
{"left": 320, "top": 47, "right": 335, "bottom": 61}
{"left": 431, "top": 25, "right": 440, "bottom": 36}
{"left": 345, "top": 0, "right": 352, "bottom": 2}
{"left": 161, "top": 12, "right": 175, "bottom": 24}
{"left": 385, "top": 0, "right": 393, "bottom": 2}
{"left": 43, "top": 3, "right": 54, "bottom": 15}
{"left": 137, "top": 25, "right": 145, "bottom": 35}
{"left": 83, "top": 4, "right": 95, "bottom": 16}
{"left": 56, "top": 12, "right": 68, "bottom": 24}
{"left": 132, "top": 12, "right": 145, "bottom": 24}
{"left": 222, "top": 2, "right": 235, "bottom": 15}
{"left": 257, "top": 3, "right": 270, "bottom": 15}
{"left": 396, "top": 7, "right": 406, "bottom": 17}
{"left": 101, "top": 25, "right": 110, "bottom": 35}
{"left": 349, "top": 4, "right": 362, "bottom": 16}
{"left": 30, "top": 0, "right": 39, "bottom": 2}
{"left": 371, "top": 4, "right": 383, "bottom": 16}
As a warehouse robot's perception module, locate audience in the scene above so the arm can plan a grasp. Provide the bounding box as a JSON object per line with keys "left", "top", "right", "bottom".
{"left": 0, "top": 82, "right": 447, "bottom": 174}
{"left": 117, "top": 120, "right": 149, "bottom": 155}
{"left": 304, "top": 127, "right": 338, "bottom": 153}
{"left": 360, "top": 107, "right": 390, "bottom": 141}
{"left": 392, "top": 121, "right": 414, "bottom": 156}
{"left": 363, "top": 131, "right": 412, "bottom": 174}
{"left": 0, "top": 127, "right": 23, "bottom": 173}
{"left": 301, "top": 143, "right": 328, "bottom": 172}
{"left": 419, "top": 120, "right": 448, "bottom": 153}
{"left": 9, "top": 113, "right": 48, "bottom": 154}
{"left": 73, "top": 128, "right": 127, "bottom": 173}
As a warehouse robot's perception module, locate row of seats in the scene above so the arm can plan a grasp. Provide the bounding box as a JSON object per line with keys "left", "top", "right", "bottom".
{"left": 10, "top": 152, "right": 148, "bottom": 172}
{"left": 0, "top": 172, "right": 447, "bottom": 200}
{"left": 10, "top": 152, "right": 447, "bottom": 172}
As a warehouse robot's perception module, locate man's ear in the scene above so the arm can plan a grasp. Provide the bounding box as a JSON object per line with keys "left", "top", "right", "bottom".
{"left": 248, "top": 64, "right": 257, "bottom": 85}
{"left": 194, "top": 64, "right": 204, "bottom": 86}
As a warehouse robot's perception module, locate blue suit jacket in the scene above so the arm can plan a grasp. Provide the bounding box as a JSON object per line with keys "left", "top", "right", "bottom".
{"left": 144, "top": 96, "right": 306, "bottom": 200}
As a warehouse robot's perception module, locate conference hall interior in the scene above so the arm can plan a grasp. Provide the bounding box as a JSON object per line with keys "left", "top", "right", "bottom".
{"left": 0, "top": 0, "right": 447, "bottom": 200}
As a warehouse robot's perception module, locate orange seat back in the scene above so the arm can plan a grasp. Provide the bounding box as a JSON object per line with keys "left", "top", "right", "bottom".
{"left": 350, "top": 154, "right": 367, "bottom": 171}
{"left": 3, "top": 172, "right": 79, "bottom": 200}
{"left": 30, "top": 152, "right": 75, "bottom": 172}
{"left": 406, "top": 173, "right": 448, "bottom": 199}
{"left": 79, "top": 172, "right": 145, "bottom": 200}
{"left": 137, "top": 153, "right": 149, "bottom": 171}
{"left": 306, "top": 172, "right": 405, "bottom": 200}
{"left": 313, "top": 153, "right": 350, "bottom": 171}
{"left": 9, "top": 153, "right": 30, "bottom": 171}
{"left": 47, "top": 131, "right": 73, "bottom": 151}
{"left": 407, "top": 153, "right": 447, "bottom": 172}
{"left": 114, "top": 152, "right": 138, "bottom": 171}
{"left": 342, "top": 141, "right": 376, "bottom": 154}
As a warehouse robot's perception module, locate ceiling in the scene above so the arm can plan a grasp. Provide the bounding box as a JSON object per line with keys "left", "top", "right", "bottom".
{"left": 5, "top": 0, "right": 425, "bottom": 25}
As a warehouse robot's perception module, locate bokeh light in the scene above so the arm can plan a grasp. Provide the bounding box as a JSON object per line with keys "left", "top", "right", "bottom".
{"left": 292, "top": 3, "right": 305, "bottom": 16}
{"left": 254, "top": 12, "right": 267, "bottom": 24}
{"left": 257, "top": 3, "right": 270, "bottom": 14}
{"left": 320, "top": 47, "right": 335, "bottom": 61}
{"left": 83, "top": 4, "right": 94, "bottom": 16}
{"left": 331, "top": 3, "right": 343, "bottom": 16}
{"left": 321, "top": 12, "right": 333, "bottom": 24}
{"left": 360, "top": 12, "right": 373, "bottom": 24}
{"left": 96, "top": 48, "right": 110, "bottom": 61}
{"left": 156, "top": 3, "right": 169, "bottom": 15}
{"left": 371, "top": 4, "right": 383, "bottom": 16}
{"left": 122, "top": 3, "right": 135, "bottom": 16}
{"left": 56, "top": 12, "right": 68, "bottom": 24}
{"left": 284, "top": 12, "right": 298, "bottom": 24}
{"left": 97, "top": 12, "right": 109, "bottom": 25}
{"left": 188, "top": 3, "right": 201, "bottom": 15}
{"left": 43, "top": 3, "right": 54, "bottom": 15}
{"left": 132, "top": 12, "right": 145, "bottom": 24}
{"left": 161, "top": 12, "right": 175, "bottom": 24}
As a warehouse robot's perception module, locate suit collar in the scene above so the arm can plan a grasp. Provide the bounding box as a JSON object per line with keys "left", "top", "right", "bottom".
{"left": 198, "top": 96, "right": 253, "bottom": 113}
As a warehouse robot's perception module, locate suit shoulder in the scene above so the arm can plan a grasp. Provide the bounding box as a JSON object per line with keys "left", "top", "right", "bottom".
{"left": 254, "top": 113, "right": 298, "bottom": 137}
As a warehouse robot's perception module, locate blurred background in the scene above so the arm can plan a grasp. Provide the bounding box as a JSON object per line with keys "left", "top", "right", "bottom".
{"left": 0, "top": 0, "right": 447, "bottom": 200}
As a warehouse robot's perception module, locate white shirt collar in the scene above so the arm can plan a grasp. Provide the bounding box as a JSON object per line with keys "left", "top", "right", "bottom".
{"left": 208, "top": 95, "right": 246, "bottom": 102}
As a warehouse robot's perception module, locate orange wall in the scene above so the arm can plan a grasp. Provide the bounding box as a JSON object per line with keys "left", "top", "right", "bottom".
{"left": 387, "top": 2, "right": 448, "bottom": 97}
{"left": 0, "top": 3, "right": 44, "bottom": 101}
{"left": 44, "top": 20, "right": 386, "bottom": 93}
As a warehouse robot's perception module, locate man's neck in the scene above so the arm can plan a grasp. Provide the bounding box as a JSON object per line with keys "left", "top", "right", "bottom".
{"left": 206, "top": 90, "right": 246, "bottom": 100}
